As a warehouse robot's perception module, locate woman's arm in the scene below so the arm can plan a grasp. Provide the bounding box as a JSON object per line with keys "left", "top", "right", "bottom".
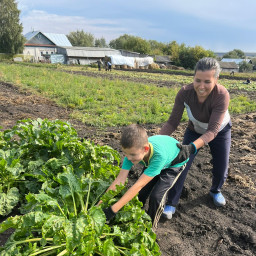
{"left": 160, "top": 87, "right": 185, "bottom": 135}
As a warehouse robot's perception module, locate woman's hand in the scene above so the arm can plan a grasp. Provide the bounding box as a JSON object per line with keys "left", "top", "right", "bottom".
{"left": 171, "top": 143, "right": 197, "bottom": 165}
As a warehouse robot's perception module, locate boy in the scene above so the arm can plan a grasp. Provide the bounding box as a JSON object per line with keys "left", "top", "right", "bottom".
{"left": 102, "top": 124, "right": 192, "bottom": 229}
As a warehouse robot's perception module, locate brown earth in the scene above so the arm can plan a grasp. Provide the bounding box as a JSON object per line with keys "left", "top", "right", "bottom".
{"left": 0, "top": 73, "right": 255, "bottom": 256}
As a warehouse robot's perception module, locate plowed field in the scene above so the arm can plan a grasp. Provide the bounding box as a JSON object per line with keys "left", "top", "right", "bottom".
{"left": 0, "top": 74, "right": 255, "bottom": 256}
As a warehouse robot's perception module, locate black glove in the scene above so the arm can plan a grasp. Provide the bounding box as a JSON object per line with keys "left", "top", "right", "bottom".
{"left": 103, "top": 206, "right": 116, "bottom": 222}
{"left": 171, "top": 143, "right": 197, "bottom": 166}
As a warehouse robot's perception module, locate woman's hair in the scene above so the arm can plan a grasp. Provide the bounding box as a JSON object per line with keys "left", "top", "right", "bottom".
{"left": 121, "top": 124, "right": 148, "bottom": 149}
{"left": 194, "top": 57, "right": 221, "bottom": 78}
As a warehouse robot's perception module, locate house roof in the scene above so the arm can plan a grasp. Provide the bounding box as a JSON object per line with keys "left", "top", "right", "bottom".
{"left": 58, "top": 46, "right": 121, "bottom": 58}
{"left": 218, "top": 61, "right": 238, "bottom": 69}
{"left": 155, "top": 55, "right": 172, "bottom": 63}
{"left": 221, "top": 58, "right": 251, "bottom": 65}
{"left": 24, "top": 31, "right": 72, "bottom": 47}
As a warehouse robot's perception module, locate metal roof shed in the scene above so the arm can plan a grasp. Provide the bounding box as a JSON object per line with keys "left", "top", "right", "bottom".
{"left": 57, "top": 47, "right": 121, "bottom": 58}
{"left": 24, "top": 31, "right": 72, "bottom": 47}
{"left": 57, "top": 47, "right": 122, "bottom": 65}
{"left": 221, "top": 58, "right": 252, "bottom": 65}
{"left": 218, "top": 61, "right": 239, "bottom": 73}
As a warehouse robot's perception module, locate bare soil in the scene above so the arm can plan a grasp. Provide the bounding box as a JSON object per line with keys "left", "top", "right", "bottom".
{"left": 0, "top": 74, "right": 255, "bottom": 256}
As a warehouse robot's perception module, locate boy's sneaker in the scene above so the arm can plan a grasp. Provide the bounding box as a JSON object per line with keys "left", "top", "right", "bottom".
{"left": 209, "top": 192, "right": 226, "bottom": 206}
{"left": 162, "top": 205, "right": 176, "bottom": 219}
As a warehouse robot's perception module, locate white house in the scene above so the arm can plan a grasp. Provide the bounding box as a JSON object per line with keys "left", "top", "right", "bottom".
{"left": 23, "top": 31, "right": 72, "bottom": 62}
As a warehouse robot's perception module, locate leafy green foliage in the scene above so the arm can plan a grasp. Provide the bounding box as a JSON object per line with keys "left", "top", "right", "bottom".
{"left": 239, "top": 61, "right": 253, "bottom": 72}
{"left": 229, "top": 95, "right": 256, "bottom": 114}
{"left": 67, "top": 30, "right": 94, "bottom": 47}
{"left": 109, "top": 34, "right": 151, "bottom": 54}
{"left": 0, "top": 187, "right": 19, "bottom": 216}
{"left": 0, "top": 119, "right": 160, "bottom": 255}
{"left": 95, "top": 37, "right": 108, "bottom": 48}
{"left": 0, "top": 149, "right": 24, "bottom": 215}
{"left": 0, "top": 0, "right": 25, "bottom": 54}
{"left": 0, "top": 118, "right": 120, "bottom": 216}
{"left": 222, "top": 49, "right": 245, "bottom": 59}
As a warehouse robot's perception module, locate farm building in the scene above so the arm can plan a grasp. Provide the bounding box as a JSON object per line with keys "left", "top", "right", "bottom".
{"left": 154, "top": 55, "right": 173, "bottom": 67}
{"left": 218, "top": 61, "right": 239, "bottom": 73}
{"left": 56, "top": 46, "right": 154, "bottom": 68}
{"left": 23, "top": 31, "right": 72, "bottom": 62}
{"left": 119, "top": 49, "right": 142, "bottom": 58}
{"left": 56, "top": 46, "right": 121, "bottom": 65}
{"left": 221, "top": 58, "right": 252, "bottom": 65}
{"left": 22, "top": 30, "right": 155, "bottom": 67}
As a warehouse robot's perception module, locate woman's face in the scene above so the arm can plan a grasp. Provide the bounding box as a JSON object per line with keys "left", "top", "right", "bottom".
{"left": 193, "top": 69, "right": 218, "bottom": 102}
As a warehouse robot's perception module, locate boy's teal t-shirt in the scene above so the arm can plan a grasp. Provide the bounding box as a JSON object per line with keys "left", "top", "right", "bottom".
{"left": 121, "top": 135, "right": 188, "bottom": 177}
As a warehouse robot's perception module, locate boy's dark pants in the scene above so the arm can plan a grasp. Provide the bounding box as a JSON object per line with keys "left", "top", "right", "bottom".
{"left": 138, "top": 166, "right": 185, "bottom": 229}
{"left": 166, "top": 122, "right": 231, "bottom": 206}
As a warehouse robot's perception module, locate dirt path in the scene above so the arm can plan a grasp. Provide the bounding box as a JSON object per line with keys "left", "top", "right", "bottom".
{"left": 0, "top": 81, "right": 255, "bottom": 256}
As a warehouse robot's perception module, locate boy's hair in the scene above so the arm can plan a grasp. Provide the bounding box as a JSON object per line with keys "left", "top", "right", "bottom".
{"left": 121, "top": 124, "right": 148, "bottom": 149}
{"left": 194, "top": 57, "right": 221, "bottom": 78}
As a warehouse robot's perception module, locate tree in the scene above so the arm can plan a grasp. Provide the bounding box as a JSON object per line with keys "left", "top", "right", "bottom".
{"left": 67, "top": 30, "right": 94, "bottom": 47}
{"left": 178, "top": 44, "right": 215, "bottom": 69}
{"left": 109, "top": 34, "right": 131, "bottom": 49}
{"left": 109, "top": 34, "right": 151, "bottom": 54}
{"left": 125, "top": 36, "right": 150, "bottom": 54}
{"left": 163, "top": 41, "right": 180, "bottom": 65}
{"left": 148, "top": 40, "right": 165, "bottom": 55}
{"left": 0, "top": 0, "right": 25, "bottom": 54}
{"left": 251, "top": 58, "right": 256, "bottom": 70}
{"left": 223, "top": 49, "right": 245, "bottom": 59}
{"left": 239, "top": 61, "right": 253, "bottom": 72}
{"left": 95, "top": 37, "right": 108, "bottom": 48}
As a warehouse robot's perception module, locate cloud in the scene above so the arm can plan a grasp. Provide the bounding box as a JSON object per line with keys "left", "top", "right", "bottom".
{"left": 21, "top": 10, "right": 157, "bottom": 42}
{"left": 18, "top": 0, "right": 256, "bottom": 51}
{"left": 22, "top": 10, "right": 121, "bottom": 40}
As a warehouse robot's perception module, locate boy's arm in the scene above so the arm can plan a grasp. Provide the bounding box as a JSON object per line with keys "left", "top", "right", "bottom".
{"left": 111, "top": 174, "right": 153, "bottom": 213}
{"left": 97, "top": 169, "right": 129, "bottom": 206}
{"left": 106, "top": 168, "right": 129, "bottom": 192}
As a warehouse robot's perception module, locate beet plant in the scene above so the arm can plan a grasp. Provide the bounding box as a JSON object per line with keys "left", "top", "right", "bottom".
{"left": 0, "top": 166, "right": 160, "bottom": 255}
{"left": 0, "top": 119, "right": 160, "bottom": 255}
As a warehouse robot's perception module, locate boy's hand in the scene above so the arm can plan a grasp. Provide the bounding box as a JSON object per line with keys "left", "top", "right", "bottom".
{"left": 103, "top": 206, "right": 116, "bottom": 221}
{"left": 96, "top": 200, "right": 103, "bottom": 206}
{"left": 171, "top": 143, "right": 196, "bottom": 165}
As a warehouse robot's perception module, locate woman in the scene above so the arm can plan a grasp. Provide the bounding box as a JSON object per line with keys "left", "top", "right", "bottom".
{"left": 160, "top": 57, "right": 231, "bottom": 219}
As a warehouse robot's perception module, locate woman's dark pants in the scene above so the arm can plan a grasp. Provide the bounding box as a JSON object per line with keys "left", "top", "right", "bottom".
{"left": 166, "top": 122, "right": 231, "bottom": 206}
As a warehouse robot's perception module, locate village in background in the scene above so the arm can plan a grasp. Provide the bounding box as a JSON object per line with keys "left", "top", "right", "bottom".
{"left": 7, "top": 31, "right": 256, "bottom": 74}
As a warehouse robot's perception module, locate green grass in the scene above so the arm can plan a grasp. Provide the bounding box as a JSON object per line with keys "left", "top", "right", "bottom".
{"left": 0, "top": 63, "right": 185, "bottom": 126}
{"left": 230, "top": 95, "right": 256, "bottom": 114}
{"left": 0, "top": 62, "right": 255, "bottom": 127}
{"left": 219, "top": 78, "right": 256, "bottom": 91}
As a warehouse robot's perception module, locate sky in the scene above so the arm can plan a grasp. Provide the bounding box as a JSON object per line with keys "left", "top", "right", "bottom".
{"left": 17, "top": 0, "right": 256, "bottom": 53}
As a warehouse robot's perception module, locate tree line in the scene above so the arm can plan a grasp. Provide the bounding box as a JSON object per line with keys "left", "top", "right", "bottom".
{"left": 67, "top": 31, "right": 216, "bottom": 69}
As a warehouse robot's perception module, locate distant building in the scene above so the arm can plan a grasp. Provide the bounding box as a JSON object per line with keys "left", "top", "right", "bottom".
{"left": 221, "top": 58, "right": 252, "bottom": 65}
{"left": 119, "top": 49, "right": 142, "bottom": 58}
{"left": 218, "top": 61, "right": 239, "bottom": 73}
{"left": 57, "top": 46, "right": 122, "bottom": 65}
{"left": 154, "top": 55, "right": 172, "bottom": 66}
{"left": 23, "top": 31, "right": 72, "bottom": 62}
{"left": 22, "top": 31, "right": 154, "bottom": 67}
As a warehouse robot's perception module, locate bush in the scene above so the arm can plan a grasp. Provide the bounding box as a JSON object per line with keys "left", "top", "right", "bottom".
{"left": 239, "top": 61, "right": 253, "bottom": 72}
